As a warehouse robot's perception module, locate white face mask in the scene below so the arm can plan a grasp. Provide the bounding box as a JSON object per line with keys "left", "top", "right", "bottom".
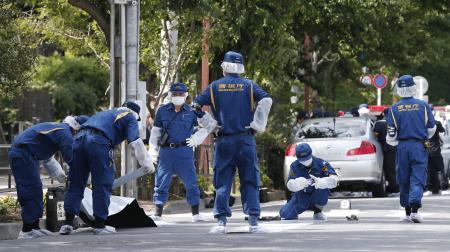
{"left": 299, "top": 158, "right": 313, "bottom": 167}
{"left": 172, "top": 96, "right": 186, "bottom": 106}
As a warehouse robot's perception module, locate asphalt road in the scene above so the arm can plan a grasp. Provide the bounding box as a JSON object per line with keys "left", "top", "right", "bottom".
{"left": 1, "top": 195, "right": 450, "bottom": 252}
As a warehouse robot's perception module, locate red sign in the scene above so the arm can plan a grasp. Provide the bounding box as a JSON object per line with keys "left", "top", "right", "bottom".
{"left": 373, "top": 74, "right": 388, "bottom": 89}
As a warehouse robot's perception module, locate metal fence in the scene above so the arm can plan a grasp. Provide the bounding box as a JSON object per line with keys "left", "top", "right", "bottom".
{"left": 0, "top": 144, "right": 13, "bottom": 191}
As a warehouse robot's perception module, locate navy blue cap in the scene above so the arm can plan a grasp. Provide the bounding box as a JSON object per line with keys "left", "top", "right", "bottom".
{"left": 397, "top": 75, "right": 415, "bottom": 88}
{"left": 169, "top": 82, "right": 188, "bottom": 93}
{"left": 122, "top": 101, "right": 141, "bottom": 121}
{"left": 75, "top": 115, "right": 90, "bottom": 125}
{"left": 223, "top": 51, "right": 244, "bottom": 64}
{"left": 295, "top": 143, "right": 313, "bottom": 161}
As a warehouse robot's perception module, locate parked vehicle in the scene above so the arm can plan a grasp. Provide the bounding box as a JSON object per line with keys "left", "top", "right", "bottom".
{"left": 284, "top": 117, "right": 386, "bottom": 197}
{"left": 434, "top": 112, "right": 450, "bottom": 181}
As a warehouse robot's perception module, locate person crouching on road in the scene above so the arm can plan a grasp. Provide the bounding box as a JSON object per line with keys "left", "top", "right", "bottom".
{"left": 386, "top": 75, "right": 436, "bottom": 223}
{"left": 8, "top": 115, "right": 89, "bottom": 239}
{"left": 279, "top": 143, "right": 339, "bottom": 221}
{"left": 148, "top": 82, "right": 217, "bottom": 222}
{"left": 60, "top": 101, "right": 155, "bottom": 235}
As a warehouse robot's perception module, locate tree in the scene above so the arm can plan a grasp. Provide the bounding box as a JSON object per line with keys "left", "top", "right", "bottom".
{"left": 0, "top": 1, "right": 36, "bottom": 98}
{"left": 32, "top": 55, "right": 109, "bottom": 119}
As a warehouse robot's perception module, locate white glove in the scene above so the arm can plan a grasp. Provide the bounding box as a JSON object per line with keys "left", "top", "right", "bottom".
{"left": 186, "top": 128, "right": 209, "bottom": 147}
{"left": 129, "top": 138, "right": 155, "bottom": 174}
{"left": 43, "top": 157, "right": 66, "bottom": 183}
{"left": 249, "top": 97, "right": 272, "bottom": 133}
{"left": 286, "top": 177, "right": 312, "bottom": 192}
{"left": 310, "top": 175, "right": 339, "bottom": 189}
{"left": 427, "top": 125, "right": 436, "bottom": 139}
{"left": 197, "top": 111, "right": 218, "bottom": 133}
{"left": 148, "top": 145, "right": 158, "bottom": 158}
{"left": 148, "top": 126, "right": 161, "bottom": 161}
{"left": 149, "top": 126, "right": 162, "bottom": 148}
{"left": 142, "top": 163, "right": 155, "bottom": 174}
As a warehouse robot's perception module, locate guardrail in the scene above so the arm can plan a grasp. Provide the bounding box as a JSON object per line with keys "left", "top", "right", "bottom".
{"left": 0, "top": 144, "right": 12, "bottom": 190}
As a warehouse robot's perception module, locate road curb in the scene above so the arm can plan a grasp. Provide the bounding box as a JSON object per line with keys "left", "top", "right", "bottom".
{"left": 0, "top": 222, "right": 21, "bottom": 240}
{"left": 0, "top": 220, "right": 46, "bottom": 240}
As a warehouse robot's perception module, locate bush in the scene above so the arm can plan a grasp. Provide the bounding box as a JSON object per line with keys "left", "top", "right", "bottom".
{"left": 32, "top": 55, "right": 109, "bottom": 119}
{"left": 0, "top": 196, "right": 21, "bottom": 223}
{"left": 256, "top": 132, "right": 288, "bottom": 190}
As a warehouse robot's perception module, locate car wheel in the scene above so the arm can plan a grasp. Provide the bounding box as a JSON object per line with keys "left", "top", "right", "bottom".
{"left": 371, "top": 172, "right": 387, "bottom": 198}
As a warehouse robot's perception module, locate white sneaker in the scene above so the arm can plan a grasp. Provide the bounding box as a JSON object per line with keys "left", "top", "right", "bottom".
{"left": 59, "top": 225, "right": 74, "bottom": 235}
{"left": 313, "top": 212, "right": 328, "bottom": 221}
{"left": 249, "top": 225, "right": 268, "bottom": 234}
{"left": 17, "top": 229, "right": 47, "bottom": 239}
{"left": 440, "top": 190, "right": 450, "bottom": 195}
{"left": 93, "top": 225, "right": 117, "bottom": 235}
{"left": 423, "top": 191, "right": 432, "bottom": 196}
{"left": 209, "top": 225, "right": 226, "bottom": 234}
{"left": 150, "top": 215, "right": 162, "bottom": 221}
{"left": 37, "top": 229, "right": 54, "bottom": 236}
{"left": 410, "top": 213, "right": 424, "bottom": 223}
{"left": 192, "top": 214, "right": 205, "bottom": 222}
{"left": 399, "top": 215, "right": 413, "bottom": 223}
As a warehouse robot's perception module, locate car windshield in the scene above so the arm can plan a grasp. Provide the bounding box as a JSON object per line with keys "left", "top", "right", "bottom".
{"left": 297, "top": 119, "right": 367, "bottom": 139}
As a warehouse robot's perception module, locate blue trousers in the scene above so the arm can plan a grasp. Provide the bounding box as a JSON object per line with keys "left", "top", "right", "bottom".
{"left": 64, "top": 132, "right": 115, "bottom": 221}
{"left": 213, "top": 135, "right": 260, "bottom": 218}
{"left": 153, "top": 147, "right": 200, "bottom": 206}
{"left": 279, "top": 188, "right": 329, "bottom": 220}
{"left": 396, "top": 141, "right": 428, "bottom": 208}
{"left": 8, "top": 147, "right": 43, "bottom": 224}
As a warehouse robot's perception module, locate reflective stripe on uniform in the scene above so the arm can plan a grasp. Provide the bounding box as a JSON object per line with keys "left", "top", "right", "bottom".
{"left": 250, "top": 82, "right": 254, "bottom": 112}
{"left": 210, "top": 84, "right": 216, "bottom": 111}
{"left": 390, "top": 107, "right": 398, "bottom": 129}
{"left": 39, "top": 128, "right": 65, "bottom": 135}
{"left": 424, "top": 105, "right": 428, "bottom": 126}
{"left": 114, "top": 111, "right": 130, "bottom": 122}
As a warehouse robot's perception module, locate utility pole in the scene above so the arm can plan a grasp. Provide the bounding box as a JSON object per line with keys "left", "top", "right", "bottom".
{"left": 109, "top": 0, "right": 145, "bottom": 198}
{"left": 199, "top": 17, "right": 210, "bottom": 175}
{"left": 303, "top": 33, "right": 311, "bottom": 113}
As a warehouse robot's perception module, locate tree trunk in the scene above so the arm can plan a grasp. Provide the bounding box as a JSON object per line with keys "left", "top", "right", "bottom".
{"left": 68, "top": 0, "right": 110, "bottom": 47}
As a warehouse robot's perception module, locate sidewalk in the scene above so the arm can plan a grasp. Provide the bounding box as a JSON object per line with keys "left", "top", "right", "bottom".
{"left": 0, "top": 189, "right": 285, "bottom": 240}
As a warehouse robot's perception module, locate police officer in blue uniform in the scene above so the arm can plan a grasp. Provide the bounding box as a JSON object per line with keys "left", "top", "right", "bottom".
{"left": 279, "top": 143, "right": 339, "bottom": 220}
{"left": 60, "top": 101, "right": 154, "bottom": 235}
{"left": 194, "top": 51, "right": 273, "bottom": 234}
{"left": 8, "top": 115, "right": 89, "bottom": 239}
{"left": 387, "top": 75, "right": 436, "bottom": 223}
{"left": 148, "top": 82, "right": 217, "bottom": 222}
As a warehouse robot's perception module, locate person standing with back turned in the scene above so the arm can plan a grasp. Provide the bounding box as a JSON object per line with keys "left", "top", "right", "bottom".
{"left": 194, "top": 51, "right": 272, "bottom": 234}
{"left": 387, "top": 75, "right": 436, "bottom": 223}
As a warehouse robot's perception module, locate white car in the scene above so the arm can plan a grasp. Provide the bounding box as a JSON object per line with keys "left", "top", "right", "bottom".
{"left": 284, "top": 117, "right": 386, "bottom": 197}
{"left": 435, "top": 113, "right": 450, "bottom": 181}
